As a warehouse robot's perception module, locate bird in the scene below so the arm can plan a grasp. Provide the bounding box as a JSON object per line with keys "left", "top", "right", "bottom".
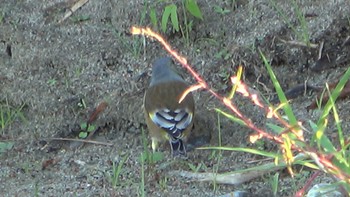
{"left": 143, "top": 57, "right": 195, "bottom": 156}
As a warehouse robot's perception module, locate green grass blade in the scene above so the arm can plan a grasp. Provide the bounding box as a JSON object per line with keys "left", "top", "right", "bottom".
{"left": 314, "top": 67, "right": 350, "bottom": 150}
{"left": 259, "top": 49, "right": 298, "bottom": 126}
{"left": 199, "top": 146, "right": 280, "bottom": 159}
{"left": 162, "top": 4, "right": 173, "bottom": 32}
{"left": 185, "top": 0, "right": 203, "bottom": 20}
{"left": 215, "top": 108, "right": 246, "bottom": 126}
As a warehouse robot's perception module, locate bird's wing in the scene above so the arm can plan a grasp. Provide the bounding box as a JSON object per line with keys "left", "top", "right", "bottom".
{"left": 149, "top": 108, "right": 193, "bottom": 139}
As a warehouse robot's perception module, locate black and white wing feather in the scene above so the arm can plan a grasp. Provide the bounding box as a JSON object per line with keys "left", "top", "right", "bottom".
{"left": 149, "top": 108, "right": 193, "bottom": 139}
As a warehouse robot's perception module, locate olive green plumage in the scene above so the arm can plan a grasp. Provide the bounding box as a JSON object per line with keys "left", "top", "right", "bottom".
{"left": 143, "top": 57, "right": 195, "bottom": 156}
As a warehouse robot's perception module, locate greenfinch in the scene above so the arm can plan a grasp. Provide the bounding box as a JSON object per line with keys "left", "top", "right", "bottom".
{"left": 143, "top": 57, "right": 195, "bottom": 156}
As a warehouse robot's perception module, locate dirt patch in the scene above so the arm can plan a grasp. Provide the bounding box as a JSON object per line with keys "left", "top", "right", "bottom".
{"left": 0, "top": 0, "right": 349, "bottom": 196}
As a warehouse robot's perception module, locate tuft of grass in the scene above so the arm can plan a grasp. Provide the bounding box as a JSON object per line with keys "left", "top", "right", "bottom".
{"left": 269, "top": 0, "right": 311, "bottom": 47}
{"left": 133, "top": 25, "right": 350, "bottom": 195}
{"left": 0, "top": 11, "right": 4, "bottom": 24}
{"left": 107, "top": 0, "right": 149, "bottom": 58}
{"left": 34, "top": 181, "right": 39, "bottom": 197}
{"left": 110, "top": 154, "right": 129, "bottom": 188}
{"left": 214, "top": 48, "right": 232, "bottom": 60}
{"left": 70, "top": 15, "right": 90, "bottom": 23}
{"left": 149, "top": 0, "right": 203, "bottom": 46}
{"left": 210, "top": 112, "right": 223, "bottom": 193}
{"left": 159, "top": 0, "right": 203, "bottom": 33}
{"left": 73, "top": 98, "right": 97, "bottom": 139}
{"left": 261, "top": 51, "right": 350, "bottom": 193}
{"left": 47, "top": 79, "right": 57, "bottom": 86}
{"left": 0, "top": 99, "right": 26, "bottom": 134}
{"left": 159, "top": 176, "right": 168, "bottom": 190}
{"left": 187, "top": 162, "right": 205, "bottom": 172}
{"left": 214, "top": 5, "right": 230, "bottom": 15}
{"left": 260, "top": 48, "right": 298, "bottom": 126}
{"left": 138, "top": 127, "right": 165, "bottom": 196}
{"left": 139, "top": 128, "right": 164, "bottom": 165}
{"left": 269, "top": 172, "right": 279, "bottom": 197}
{"left": 203, "top": 52, "right": 350, "bottom": 195}
{"left": 139, "top": 151, "right": 145, "bottom": 197}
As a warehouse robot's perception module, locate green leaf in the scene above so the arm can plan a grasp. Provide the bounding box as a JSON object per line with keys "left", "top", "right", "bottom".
{"left": 187, "top": 163, "right": 197, "bottom": 171}
{"left": 270, "top": 173, "right": 279, "bottom": 196}
{"left": 149, "top": 8, "right": 158, "bottom": 30}
{"left": 0, "top": 141, "right": 14, "bottom": 153}
{"left": 215, "top": 108, "right": 246, "bottom": 126}
{"left": 80, "top": 122, "right": 88, "bottom": 130}
{"left": 214, "top": 5, "right": 230, "bottom": 15}
{"left": 332, "top": 152, "right": 349, "bottom": 169}
{"left": 139, "top": 151, "right": 164, "bottom": 163}
{"left": 79, "top": 132, "right": 88, "bottom": 138}
{"left": 151, "top": 151, "right": 164, "bottom": 162}
{"left": 318, "top": 133, "right": 336, "bottom": 153}
{"left": 170, "top": 5, "right": 179, "bottom": 32}
{"left": 87, "top": 124, "right": 95, "bottom": 132}
{"left": 185, "top": 0, "right": 203, "bottom": 20}
{"left": 266, "top": 123, "right": 284, "bottom": 134}
{"left": 308, "top": 120, "right": 318, "bottom": 132}
{"left": 161, "top": 4, "right": 174, "bottom": 32}
{"left": 71, "top": 15, "right": 90, "bottom": 23}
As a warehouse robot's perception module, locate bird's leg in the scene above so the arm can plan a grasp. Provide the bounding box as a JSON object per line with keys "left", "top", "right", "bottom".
{"left": 169, "top": 138, "right": 186, "bottom": 156}
{"left": 151, "top": 138, "right": 159, "bottom": 153}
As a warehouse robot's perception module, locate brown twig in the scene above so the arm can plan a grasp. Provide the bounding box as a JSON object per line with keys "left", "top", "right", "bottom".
{"left": 279, "top": 38, "right": 318, "bottom": 48}
{"left": 317, "top": 40, "right": 324, "bottom": 60}
{"left": 58, "top": 0, "right": 89, "bottom": 23}
{"left": 48, "top": 137, "right": 113, "bottom": 146}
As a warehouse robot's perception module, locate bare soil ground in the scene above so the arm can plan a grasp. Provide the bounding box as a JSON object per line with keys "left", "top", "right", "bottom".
{"left": 0, "top": 0, "right": 349, "bottom": 196}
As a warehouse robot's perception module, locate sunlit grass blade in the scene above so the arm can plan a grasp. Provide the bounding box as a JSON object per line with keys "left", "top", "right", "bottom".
{"left": 198, "top": 146, "right": 280, "bottom": 159}
{"left": 228, "top": 65, "right": 243, "bottom": 99}
{"left": 259, "top": 49, "right": 298, "bottom": 127}
{"left": 313, "top": 67, "right": 350, "bottom": 150}
{"left": 215, "top": 108, "right": 246, "bottom": 126}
